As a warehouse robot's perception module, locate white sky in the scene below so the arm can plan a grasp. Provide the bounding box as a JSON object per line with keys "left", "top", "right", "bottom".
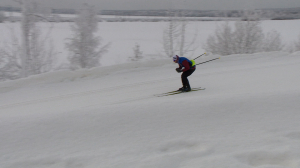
{"left": 1, "top": 0, "right": 300, "bottom": 10}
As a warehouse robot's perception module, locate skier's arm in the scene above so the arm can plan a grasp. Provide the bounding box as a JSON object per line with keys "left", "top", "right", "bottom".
{"left": 176, "top": 64, "right": 182, "bottom": 73}
{"left": 181, "top": 60, "right": 190, "bottom": 72}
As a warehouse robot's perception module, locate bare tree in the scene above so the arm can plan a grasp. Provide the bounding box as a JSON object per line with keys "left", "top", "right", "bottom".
{"left": 232, "top": 20, "right": 264, "bottom": 54}
{"left": 129, "top": 43, "right": 143, "bottom": 61}
{"left": 66, "top": 3, "right": 110, "bottom": 69}
{"left": 261, "top": 30, "right": 284, "bottom": 52}
{"left": 163, "top": 10, "right": 197, "bottom": 57}
{"left": 286, "top": 34, "right": 300, "bottom": 53}
{"left": 177, "top": 12, "right": 198, "bottom": 57}
{"left": 294, "top": 34, "right": 300, "bottom": 51}
{"left": 0, "top": 11, "right": 5, "bottom": 23}
{"left": 163, "top": 11, "right": 180, "bottom": 57}
{"left": 205, "top": 22, "right": 234, "bottom": 55}
{"left": 0, "top": 50, "right": 22, "bottom": 81}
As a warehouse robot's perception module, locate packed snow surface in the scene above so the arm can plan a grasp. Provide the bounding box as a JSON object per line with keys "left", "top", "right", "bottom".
{"left": 1, "top": 18, "right": 300, "bottom": 168}
{"left": 1, "top": 51, "right": 300, "bottom": 168}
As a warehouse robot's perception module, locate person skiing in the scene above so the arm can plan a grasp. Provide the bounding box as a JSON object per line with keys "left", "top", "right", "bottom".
{"left": 173, "top": 55, "right": 196, "bottom": 92}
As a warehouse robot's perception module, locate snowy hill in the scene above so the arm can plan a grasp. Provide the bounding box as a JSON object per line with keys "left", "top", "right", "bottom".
{"left": 1, "top": 51, "right": 300, "bottom": 168}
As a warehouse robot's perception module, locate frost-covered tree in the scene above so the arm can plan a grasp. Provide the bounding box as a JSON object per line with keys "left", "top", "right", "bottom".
{"left": 66, "top": 3, "right": 110, "bottom": 69}
{"left": 0, "top": 28, "right": 22, "bottom": 81}
{"left": 204, "top": 20, "right": 283, "bottom": 56}
{"left": 0, "top": 0, "right": 55, "bottom": 80}
{"left": 20, "top": 0, "right": 54, "bottom": 77}
{"left": 204, "top": 10, "right": 285, "bottom": 56}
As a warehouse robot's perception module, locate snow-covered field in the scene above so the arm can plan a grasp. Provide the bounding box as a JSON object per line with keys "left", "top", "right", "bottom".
{"left": 1, "top": 20, "right": 300, "bottom": 168}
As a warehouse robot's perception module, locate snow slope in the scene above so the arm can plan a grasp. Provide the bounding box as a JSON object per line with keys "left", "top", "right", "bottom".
{"left": 1, "top": 51, "right": 300, "bottom": 168}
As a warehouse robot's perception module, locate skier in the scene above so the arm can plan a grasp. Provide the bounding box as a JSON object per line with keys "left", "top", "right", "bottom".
{"left": 173, "top": 55, "right": 196, "bottom": 92}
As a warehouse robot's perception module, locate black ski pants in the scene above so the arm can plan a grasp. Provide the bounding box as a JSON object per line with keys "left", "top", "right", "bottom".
{"left": 181, "top": 68, "right": 195, "bottom": 88}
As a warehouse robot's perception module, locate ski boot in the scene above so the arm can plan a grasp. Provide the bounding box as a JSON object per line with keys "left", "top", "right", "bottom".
{"left": 182, "top": 87, "right": 191, "bottom": 92}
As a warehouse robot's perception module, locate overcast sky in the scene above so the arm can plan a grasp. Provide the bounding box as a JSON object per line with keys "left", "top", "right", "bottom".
{"left": 1, "top": 0, "right": 300, "bottom": 10}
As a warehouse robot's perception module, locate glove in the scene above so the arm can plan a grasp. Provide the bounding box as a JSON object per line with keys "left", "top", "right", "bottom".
{"left": 176, "top": 68, "right": 183, "bottom": 73}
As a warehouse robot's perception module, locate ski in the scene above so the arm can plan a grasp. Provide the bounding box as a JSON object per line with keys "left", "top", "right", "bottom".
{"left": 164, "top": 87, "right": 205, "bottom": 96}
{"left": 155, "top": 88, "right": 200, "bottom": 96}
{"left": 154, "top": 87, "right": 205, "bottom": 97}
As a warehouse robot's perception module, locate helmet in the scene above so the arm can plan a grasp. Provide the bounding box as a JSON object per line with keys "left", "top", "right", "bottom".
{"left": 173, "top": 55, "right": 179, "bottom": 62}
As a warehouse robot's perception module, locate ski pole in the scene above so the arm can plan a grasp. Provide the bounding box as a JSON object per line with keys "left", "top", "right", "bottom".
{"left": 193, "top": 52, "right": 206, "bottom": 60}
{"left": 196, "top": 57, "right": 220, "bottom": 65}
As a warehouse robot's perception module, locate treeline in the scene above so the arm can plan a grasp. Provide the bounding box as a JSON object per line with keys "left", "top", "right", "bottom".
{"left": 101, "top": 8, "right": 300, "bottom": 20}
{"left": 1, "top": 6, "right": 300, "bottom": 20}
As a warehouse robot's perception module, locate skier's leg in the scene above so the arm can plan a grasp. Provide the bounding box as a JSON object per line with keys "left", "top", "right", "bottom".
{"left": 181, "top": 69, "right": 195, "bottom": 90}
{"left": 181, "top": 72, "right": 188, "bottom": 88}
